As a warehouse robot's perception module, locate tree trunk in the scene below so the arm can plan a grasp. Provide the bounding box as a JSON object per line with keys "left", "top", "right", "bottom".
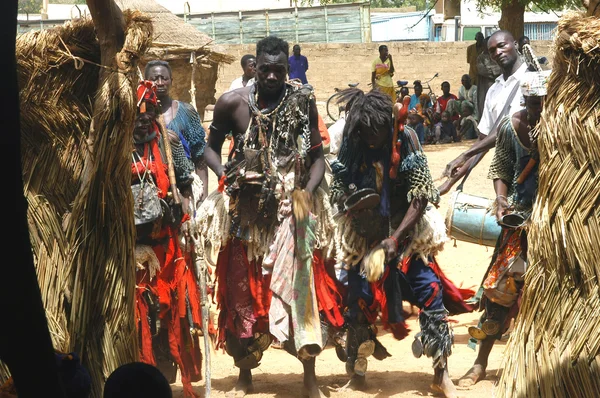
{"left": 498, "top": 0, "right": 525, "bottom": 40}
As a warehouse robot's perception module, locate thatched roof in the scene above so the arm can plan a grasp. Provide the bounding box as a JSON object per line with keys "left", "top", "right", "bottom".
{"left": 116, "top": 0, "right": 233, "bottom": 64}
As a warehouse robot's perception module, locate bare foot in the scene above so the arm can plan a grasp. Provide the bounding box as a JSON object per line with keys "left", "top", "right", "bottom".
{"left": 302, "top": 376, "right": 325, "bottom": 397}
{"left": 458, "top": 364, "right": 486, "bottom": 388}
{"left": 431, "top": 367, "right": 459, "bottom": 398}
{"left": 227, "top": 369, "right": 253, "bottom": 397}
{"left": 336, "top": 375, "right": 366, "bottom": 392}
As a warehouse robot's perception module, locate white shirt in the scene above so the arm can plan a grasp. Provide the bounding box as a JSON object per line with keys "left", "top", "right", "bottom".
{"left": 227, "top": 76, "right": 255, "bottom": 92}
{"left": 478, "top": 63, "right": 527, "bottom": 136}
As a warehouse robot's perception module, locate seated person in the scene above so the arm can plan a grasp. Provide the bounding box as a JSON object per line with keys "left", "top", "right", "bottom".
{"left": 435, "top": 111, "right": 459, "bottom": 144}
{"left": 407, "top": 111, "right": 426, "bottom": 144}
{"left": 458, "top": 101, "right": 479, "bottom": 140}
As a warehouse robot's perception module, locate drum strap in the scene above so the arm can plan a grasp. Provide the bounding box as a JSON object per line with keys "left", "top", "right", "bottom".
{"left": 456, "top": 82, "right": 521, "bottom": 192}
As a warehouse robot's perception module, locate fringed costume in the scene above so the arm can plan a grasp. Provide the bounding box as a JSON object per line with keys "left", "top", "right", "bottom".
{"left": 330, "top": 121, "right": 474, "bottom": 376}
{"left": 132, "top": 82, "right": 205, "bottom": 398}
{"left": 197, "top": 81, "right": 343, "bottom": 369}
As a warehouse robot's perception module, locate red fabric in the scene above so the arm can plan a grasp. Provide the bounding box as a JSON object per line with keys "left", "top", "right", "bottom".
{"left": 131, "top": 127, "right": 170, "bottom": 199}
{"left": 137, "top": 80, "right": 158, "bottom": 106}
{"left": 217, "top": 175, "right": 227, "bottom": 193}
{"left": 429, "top": 258, "right": 476, "bottom": 315}
{"left": 435, "top": 94, "right": 458, "bottom": 118}
{"left": 317, "top": 114, "right": 330, "bottom": 146}
{"left": 215, "top": 240, "right": 347, "bottom": 347}
{"left": 391, "top": 96, "right": 411, "bottom": 180}
{"left": 135, "top": 286, "right": 155, "bottom": 365}
{"left": 369, "top": 267, "right": 411, "bottom": 340}
{"left": 313, "top": 251, "right": 345, "bottom": 328}
{"left": 404, "top": 256, "right": 475, "bottom": 316}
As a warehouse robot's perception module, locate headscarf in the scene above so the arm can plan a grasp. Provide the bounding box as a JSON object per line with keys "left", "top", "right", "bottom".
{"left": 132, "top": 81, "right": 170, "bottom": 199}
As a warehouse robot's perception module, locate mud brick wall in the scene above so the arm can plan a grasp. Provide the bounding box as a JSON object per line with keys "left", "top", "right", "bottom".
{"left": 208, "top": 41, "right": 553, "bottom": 123}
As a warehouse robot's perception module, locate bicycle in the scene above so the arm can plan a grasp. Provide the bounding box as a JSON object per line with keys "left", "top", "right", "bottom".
{"left": 325, "top": 73, "right": 438, "bottom": 122}
{"left": 395, "top": 72, "right": 439, "bottom": 105}
{"left": 326, "top": 82, "right": 361, "bottom": 122}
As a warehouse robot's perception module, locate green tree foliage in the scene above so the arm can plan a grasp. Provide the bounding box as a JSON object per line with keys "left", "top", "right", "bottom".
{"left": 324, "top": 0, "right": 429, "bottom": 10}
{"left": 18, "top": 0, "right": 42, "bottom": 14}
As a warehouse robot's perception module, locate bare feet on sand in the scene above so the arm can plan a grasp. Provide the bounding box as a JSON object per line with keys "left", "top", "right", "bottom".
{"left": 335, "top": 374, "right": 366, "bottom": 392}
{"left": 227, "top": 369, "right": 253, "bottom": 397}
{"left": 458, "top": 364, "right": 486, "bottom": 388}
{"left": 431, "top": 367, "right": 459, "bottom": 398}
{"left": 302, "top": 375, "right": 326, "bottom": 397}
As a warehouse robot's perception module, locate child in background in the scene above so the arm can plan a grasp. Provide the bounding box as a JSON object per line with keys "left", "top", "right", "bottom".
{"left": 458, "top": 101, "right": 479, "bottom": 140}
{"left": 407, "top": 111, "right": 426, "bottom": 144}
{"left": 437, "top": 111, "right": 459, "bottom": 144}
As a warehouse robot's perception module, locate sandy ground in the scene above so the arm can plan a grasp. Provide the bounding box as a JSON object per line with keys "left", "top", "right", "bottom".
{"left": 174, "top": 141, "right": 504, "bottom": 398}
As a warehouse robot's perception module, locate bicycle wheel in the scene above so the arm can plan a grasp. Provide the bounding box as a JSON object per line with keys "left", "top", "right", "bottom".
{"left": 326, "top": 93, "right": 341, "bottom": 122}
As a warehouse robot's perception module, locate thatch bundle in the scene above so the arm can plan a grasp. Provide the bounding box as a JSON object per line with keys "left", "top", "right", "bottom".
{"left": 15, "top": 9, "right": 152, "bottom": 397}
{"left": 496, "top": 11, "right": 600, "bottom": 397}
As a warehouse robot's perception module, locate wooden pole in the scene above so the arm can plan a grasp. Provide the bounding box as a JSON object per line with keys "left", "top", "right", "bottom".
{"left": 189, "top": 51, "right": 197, "bottom": 111}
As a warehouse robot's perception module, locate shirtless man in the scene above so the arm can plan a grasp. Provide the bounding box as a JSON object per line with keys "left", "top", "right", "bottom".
{"left": 203, "top": 36, "right": 334, "bottom": 398}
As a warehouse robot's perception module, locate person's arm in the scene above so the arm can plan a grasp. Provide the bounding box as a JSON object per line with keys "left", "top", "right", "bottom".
{"left": 371, "top": 59, "right": 377, "bottom": 87}
{"left": 381, "top": 128, "right": 438, "bottom": 258}
{"left": 204, "top": 93, "right": 234, "bottom": 179}
{"left": 305, "top": 56, "right": 309, "bottom": 72}
{"left": 388, "top": 54, "right": 395, "bottom": 75}
{"left": 305, "top": 99, "right": 325, "bottom": 194}
{"left": 494, "top": 179, "right": 510, "bottom": 221}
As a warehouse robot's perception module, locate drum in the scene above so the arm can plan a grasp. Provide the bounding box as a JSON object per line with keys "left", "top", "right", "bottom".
{"left": 445, "top": 190, "right": 502, "bottom": 247}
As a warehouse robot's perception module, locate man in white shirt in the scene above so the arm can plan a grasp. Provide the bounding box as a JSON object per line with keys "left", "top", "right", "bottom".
{"left": 439, "top": 30, "right": 525, "bottom": 195}
{"left": 227, "top": 54, "right": 256, "bottom": 92}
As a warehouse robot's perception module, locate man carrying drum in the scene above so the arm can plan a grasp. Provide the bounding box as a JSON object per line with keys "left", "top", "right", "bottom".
{"left": 438, "top": 30, "right": 527, "bottom": 195}
{"left": 457, "top": 68, "right": 550, "bottom": 388}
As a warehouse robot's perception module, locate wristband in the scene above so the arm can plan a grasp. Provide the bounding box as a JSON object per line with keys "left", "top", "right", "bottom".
{"left": 388, "top": 236, "right": 399, "bottom": 250}
{"left": 496, "top": 195, "right": 508, "bottom": 201}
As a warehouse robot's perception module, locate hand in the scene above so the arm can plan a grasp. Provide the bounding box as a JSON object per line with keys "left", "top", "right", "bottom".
{"left": 496, "top": 196, "right": 511, "bottom": 222}
{"left": 381, "top": 237, "right": 398, "bottom": 261}
{"left": 443, "top": 153, "right": 468, "bottom": 178}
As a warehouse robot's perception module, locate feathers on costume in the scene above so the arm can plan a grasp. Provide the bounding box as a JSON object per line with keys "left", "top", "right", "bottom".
{"left": 363, "top": 245, "right": 386, "bottom": 282}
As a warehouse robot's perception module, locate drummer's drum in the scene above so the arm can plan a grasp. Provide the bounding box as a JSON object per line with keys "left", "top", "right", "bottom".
{"left": 445, "top": 191, "right": 501, "bottom": 247}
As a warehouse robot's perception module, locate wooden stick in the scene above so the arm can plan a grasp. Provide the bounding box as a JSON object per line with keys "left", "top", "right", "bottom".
{"left": 156, "top": 113, "right": 180, "bottom": 205}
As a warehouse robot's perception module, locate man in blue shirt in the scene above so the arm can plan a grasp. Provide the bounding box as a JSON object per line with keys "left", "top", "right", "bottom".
{"left": 288, "top": 44, "right": 309, "bottom": 84}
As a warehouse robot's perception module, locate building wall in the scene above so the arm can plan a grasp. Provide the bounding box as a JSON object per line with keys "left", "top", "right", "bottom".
{"left": 210, "top": 40, "right": 553, "bottom": 121}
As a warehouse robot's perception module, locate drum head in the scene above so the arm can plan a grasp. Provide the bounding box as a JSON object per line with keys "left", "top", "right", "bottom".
{"left": 344, "top": 188, "right": 379, "bottom": 212}
{"left": 499, "top": 213, "right": 526, "bottom": 228}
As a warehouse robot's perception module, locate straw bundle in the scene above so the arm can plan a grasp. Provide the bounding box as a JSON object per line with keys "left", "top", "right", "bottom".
{"left": 496, "top": 11, "right": 600, "bottom": 397}
{"left": 8, "top": 9, "right": 152, "bottom": 397}
{"left": 17, "top": 17, "right": 103, "bottom": 359}
{"left": 65, "top": 10, "right": 152, "bottom": 397}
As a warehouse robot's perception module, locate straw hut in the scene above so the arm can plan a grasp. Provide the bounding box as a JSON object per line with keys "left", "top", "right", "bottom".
{"left": 116, "top": 0, "right": 234, "bottom": 115}
{"left": 496, "top": 9, "right": 600, "bottom": 397}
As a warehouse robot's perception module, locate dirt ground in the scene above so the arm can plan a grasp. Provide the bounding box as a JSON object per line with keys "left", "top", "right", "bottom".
{"left": 175, "top": 141, "right": 504, "bottom": 398}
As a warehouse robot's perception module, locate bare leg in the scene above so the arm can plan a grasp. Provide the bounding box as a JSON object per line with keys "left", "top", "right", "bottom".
{"left": 431, "top": 366, "right": 458, "bottom": 398}
{"left": 458, "top": 337, "right": 494, "bottom": 387}
{"left": 302, "top": 357, "right": 325, "bottom": 398}
{"left": 337, "top": 374, "right": 366, "bottom": 392}
{"left": 227, "top": 368, "right": 253, "bottom": 397}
